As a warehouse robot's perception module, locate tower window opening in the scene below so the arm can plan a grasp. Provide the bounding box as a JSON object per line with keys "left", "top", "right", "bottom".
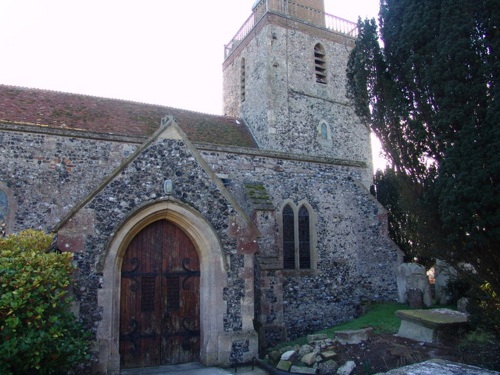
{"left": 314, "top": 43, "right": 327, "bottom": 84}
{"left": 241, "top": 58, "right": 246, "bottom": 102}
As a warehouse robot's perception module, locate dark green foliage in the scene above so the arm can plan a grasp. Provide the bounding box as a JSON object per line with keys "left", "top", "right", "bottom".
{"left": 347, "top": 0, "right": 500, "bottom": 295}
{"left": 373, "top": 169, "right": 441, "bottom": 267}
{"left": 443, "top": 277, "right": 472, "bottom": 305}
{"left": 0, "top": 230, "right": 91, "bottom": 375}
{"left": 437, "top": 119, "right": 500, "bottom": 294}
{"left": 465, "top": 284, "right": 500, "bottom": 335}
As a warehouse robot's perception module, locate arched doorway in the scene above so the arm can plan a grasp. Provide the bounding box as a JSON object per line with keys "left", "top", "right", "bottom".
{"left": 94, "top": 200, "right": 251, "bottom": 374}
{"left": 119, "top": 219, "right": 200, "bottom": 368}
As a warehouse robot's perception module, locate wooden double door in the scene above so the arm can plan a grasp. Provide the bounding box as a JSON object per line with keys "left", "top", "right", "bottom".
{"left": 119, "top": 220, "right": 200, "bottom": 368}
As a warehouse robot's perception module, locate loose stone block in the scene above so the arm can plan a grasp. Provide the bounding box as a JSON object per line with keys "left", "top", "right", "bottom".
{"left": 307, "top": 333, "right": 328, "bottom": 343}
{"left": 298, "top": 344, "right": 314, "bottom": 356}
{"left": 335, "top": 327, "right": 373, "bottom": 344}
{"left": 318, "top": 360, "right": 338, "bottom": 374}
{"left": 276, "top": 360, "right": 293, "bottom": 371}
{"left": 281, "top": 350, "right": 297, "bottom": 361}
{"left": 268, "top": 350, "right": 281, "bottom": 364}
{"left": 301, "top": 352, "right": 317, "bottom": 366}
{"left": 337, "top": 360, "right": 356, "bottom": 375}
{"left": 320, "top": 350, "right": 337, "bottom": 360}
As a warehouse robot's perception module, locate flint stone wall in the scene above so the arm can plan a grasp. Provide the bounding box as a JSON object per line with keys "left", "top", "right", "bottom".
{"left": 0, "top": 126, "right": 139, "bottom": 231}
{"left": 201, "top": 148, "right": 401, "bottom": 339}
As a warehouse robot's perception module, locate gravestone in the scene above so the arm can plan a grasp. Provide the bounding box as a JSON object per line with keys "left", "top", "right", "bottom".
{"left": 434, "top": 260, "right": 457, "bottom": 305}
{"left": 407, "top": 288, "right": 424, "bottom": 308}
{"left": 397, "top": 263, "right": 432, "bottom": 307}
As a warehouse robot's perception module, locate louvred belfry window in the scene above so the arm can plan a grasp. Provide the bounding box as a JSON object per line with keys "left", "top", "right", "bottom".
{"left": 314, "top": 43, "right": 327, "bottom": 84}
{"left": 241, "top": 58, "right": 246, "bottom": 102}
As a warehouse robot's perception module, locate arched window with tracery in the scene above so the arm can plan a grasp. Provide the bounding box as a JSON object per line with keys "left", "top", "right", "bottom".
{"left": 298, "top": 206, "right": 311, "bottom": 269}
{"left": 281, "top": 202, "right": 315, "bottom": 270}
{"left": 283, "top": 204, "right": 295, "bottom": 269}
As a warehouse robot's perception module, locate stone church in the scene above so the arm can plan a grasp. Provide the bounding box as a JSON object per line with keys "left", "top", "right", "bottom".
{"left": 0, "top": 0, "right": 401, "bottom": 373}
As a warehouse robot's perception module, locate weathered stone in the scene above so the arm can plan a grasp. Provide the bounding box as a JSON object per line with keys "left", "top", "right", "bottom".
{"left": 383, "top": 359, "right": 498, "bottom": 374}
{"left": 276, "top": 360, "right": 293, "bottom": 372}
{"left": 298, "top": 344, "right": 314, "bottom": 357}
{"left": 335, "top": 327, "right": 373, "bottom": 345}
{"left": 301, "top": 352, "right": 318, "bottom": 366}
{"left": 337, "top": 360, "right": 356, "bottom": 375}
{"left": 396, "top": 308, "right": 468, "bottom": 343}
{"left": 280, "top": 346, "right": 294, "bottom": 353}
{"left": 397, "top": 263, "right": 432, "bottom": 307}
{"left": 320, "top": 350, "right": 337, "bottom": 360}
{"left": 318, "top": 360, "right": 338, "bottom": 374}
{"left": 281, "top": 350, "right": 297, "bottom": 361}
{"left": 457, "top": 297, "right": 469, "bottom": 313}
{"left": 268, "top": 350, "right": 282, "bottom": 364}
{"left": 434, "top": 260, "right": 457, "bottom": 305}
{"left": 407, "top": 288, "right": 424, "bottom": 308}
{"left": 307, "top": 334, "right": 328, "bottom": 343}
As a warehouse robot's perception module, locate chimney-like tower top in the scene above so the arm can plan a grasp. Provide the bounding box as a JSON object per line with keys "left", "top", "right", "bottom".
{"left": 226, "top": 0, "right": 357, "bottom": 60}
{"left": 253, "top": 0, "right": 326, "bottom": 27}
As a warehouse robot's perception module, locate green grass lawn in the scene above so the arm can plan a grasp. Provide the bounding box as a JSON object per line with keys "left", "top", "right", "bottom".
{"left": 272, "top": 302, "right": 407, "bottom": 349}
{"left": 318, "top": 302, "right": 406, "bottom": 336}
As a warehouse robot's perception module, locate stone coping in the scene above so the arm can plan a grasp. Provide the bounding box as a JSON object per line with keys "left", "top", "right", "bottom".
{"left": 395, "top": 308, "right": 468, "bottom": 329}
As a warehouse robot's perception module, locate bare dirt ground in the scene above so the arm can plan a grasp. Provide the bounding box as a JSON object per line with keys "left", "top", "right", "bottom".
{"left": 332, "top": 332, "right": 500, "bottom": 374}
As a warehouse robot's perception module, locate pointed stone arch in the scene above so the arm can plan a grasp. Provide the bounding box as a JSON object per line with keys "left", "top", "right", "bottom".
{"left": 95, "top": 199, "right": 228, "bottom": 373}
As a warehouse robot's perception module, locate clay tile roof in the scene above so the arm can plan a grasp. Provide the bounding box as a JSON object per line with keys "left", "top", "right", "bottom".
{"left": 0, "top": 84, "right": 258, "bottom": 148}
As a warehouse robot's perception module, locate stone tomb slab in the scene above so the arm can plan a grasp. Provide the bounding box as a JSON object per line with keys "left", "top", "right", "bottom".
{"left": 395, "top": 308, "right": 468, "bottom": 343}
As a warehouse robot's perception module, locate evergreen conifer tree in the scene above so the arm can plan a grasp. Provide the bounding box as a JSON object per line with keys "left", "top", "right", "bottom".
{"left": 347, "top": 0, "right": 499, "bottom": 294}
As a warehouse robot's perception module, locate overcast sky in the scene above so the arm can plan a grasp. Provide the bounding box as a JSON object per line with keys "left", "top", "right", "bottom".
{"left": 0, "top": 0, "right": 385, "bottom": 169}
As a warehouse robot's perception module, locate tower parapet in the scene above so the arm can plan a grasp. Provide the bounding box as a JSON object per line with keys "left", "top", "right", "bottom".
{"left": 225, "top": 0, "right": 357, "bottom": 59}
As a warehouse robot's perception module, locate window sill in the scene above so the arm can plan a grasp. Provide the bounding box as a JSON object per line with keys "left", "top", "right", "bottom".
{"left": 281, "top": 268, "right": 318, "bottom": 276}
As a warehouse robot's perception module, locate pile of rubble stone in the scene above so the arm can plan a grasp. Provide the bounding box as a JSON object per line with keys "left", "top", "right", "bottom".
{"left": 264, "top": 328, "right": 373, "bottom": 375}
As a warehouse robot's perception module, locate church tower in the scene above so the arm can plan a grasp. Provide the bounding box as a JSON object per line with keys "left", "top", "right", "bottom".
{"left": 223, "top": 0, "right": 373, "bottom": 185}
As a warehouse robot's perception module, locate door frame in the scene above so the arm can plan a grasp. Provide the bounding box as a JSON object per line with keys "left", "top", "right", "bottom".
{"left": 96, "top": 199, "right": 228, "bottom": 373}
